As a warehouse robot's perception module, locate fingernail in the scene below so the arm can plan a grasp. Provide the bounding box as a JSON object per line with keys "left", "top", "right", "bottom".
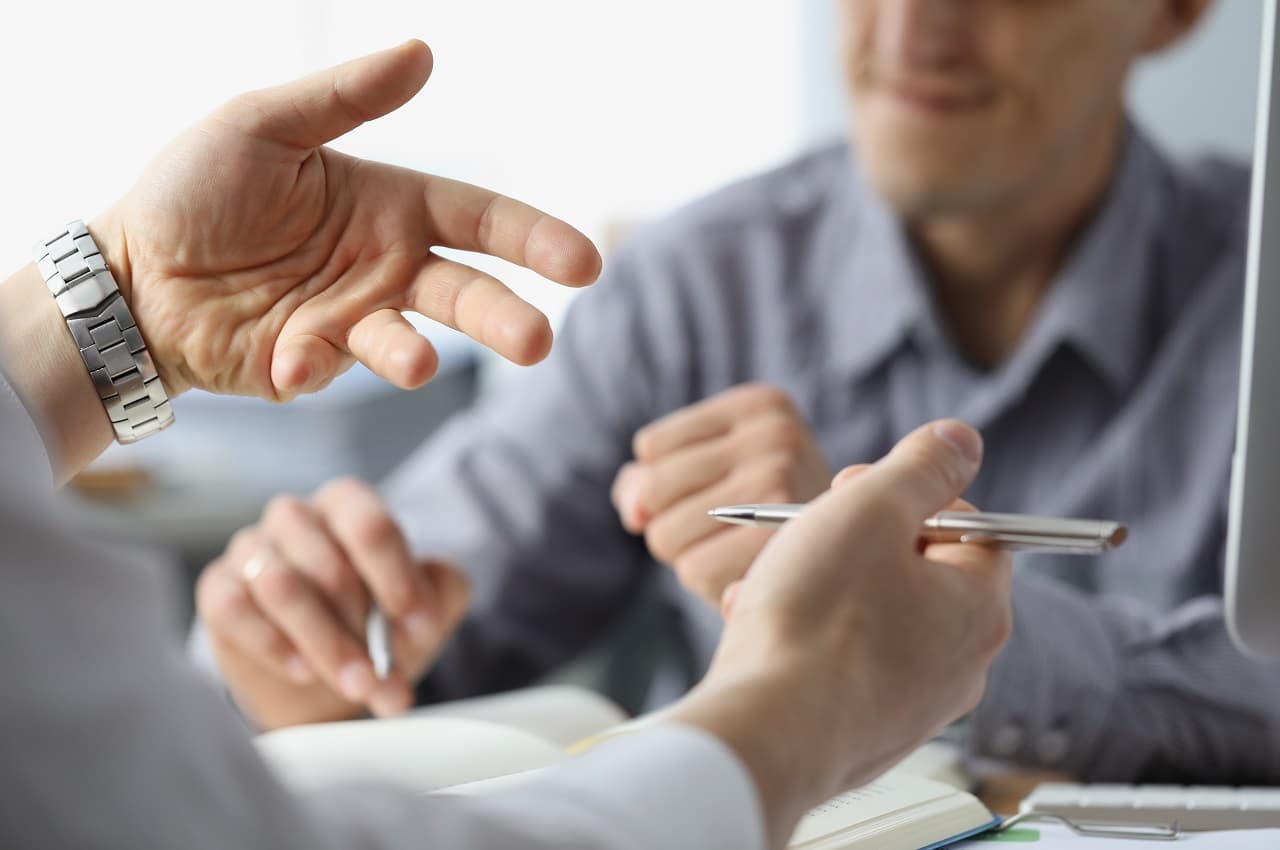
{"left": 404, "top": 611, "right": 434, "bottom": 643}
{"left": 338, "top": 661, "right": 375, "bottom": 702}
{"left": 241, "top": 554, "right": 267, "bottom": 583}
{"left": 285, "top": 655, "right": 313, "bottom": 684}
{"left": 933, "top": 420, "right": 983, "bottom": 465}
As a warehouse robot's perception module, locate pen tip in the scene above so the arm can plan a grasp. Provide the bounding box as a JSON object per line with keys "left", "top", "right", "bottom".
{"left": 708, "top": 506, "right": 754, "bottom": 520}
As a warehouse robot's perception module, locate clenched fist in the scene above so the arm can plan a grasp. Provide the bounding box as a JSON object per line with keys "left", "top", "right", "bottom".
{"left": 612, "top": 384, "right": 831, "bottom": 605}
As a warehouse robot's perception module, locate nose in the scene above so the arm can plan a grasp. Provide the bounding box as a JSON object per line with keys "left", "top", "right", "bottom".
{"left": 884, "top": 0, "right": 971, "bottom": 70}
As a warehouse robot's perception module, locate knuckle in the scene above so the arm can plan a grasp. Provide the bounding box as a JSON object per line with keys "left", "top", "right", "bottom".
{"left": 310, "top": 557, "right": 358, "bottom": 600}
{"left": 196, "top": 569, "right": 248, "bottom": 626}
{"left": 255, "top": 564, "right": 308, "bottom": 611}
{"left": 744, "top": 383, "right": 793, "bottom": 412}
{"left": 263, "top": 494, "right": 306, "bottom": 528}
{"left": 351, "top": 511, "right": 400, "bottom": 553}
{"left": 762, "top": 413, "right": 804, "bottom": 452}
{"left": 747, "top": 454, "right": 793, "bottom": 499}
{"left": 218, "top": 91, "right": 269, "bottom": 132}
{"left": 632, "top": 427, "right": 658, "bottom": 461}
{"left": 380, "top": 576, "right": 417, "bottom": 618}
{"left": 315, "top": 475, "right": 369, "bottom": 505}
{"left": 227, "top": 527, "right": 259, "bottom": 556}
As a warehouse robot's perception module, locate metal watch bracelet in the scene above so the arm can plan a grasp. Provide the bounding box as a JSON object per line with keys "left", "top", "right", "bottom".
{"left": 34, "top": 221, "right": 173, "bottom": 443}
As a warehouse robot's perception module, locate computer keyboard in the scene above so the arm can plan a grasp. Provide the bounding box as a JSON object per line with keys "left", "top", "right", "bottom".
{"left": 1022, "top": 783, "right": 1280, "bottom": 831}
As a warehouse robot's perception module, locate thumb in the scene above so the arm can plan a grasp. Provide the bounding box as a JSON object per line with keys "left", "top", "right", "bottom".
{"left": 229, "top": 40, "right": 433, "bottom": 150}
{"left": 864, "top": 419, "right": 983, "bottom": 532}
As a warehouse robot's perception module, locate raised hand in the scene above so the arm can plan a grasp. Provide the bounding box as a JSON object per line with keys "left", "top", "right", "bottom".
{"left": 96, "top": 39, "right": 601, "bottom": 401}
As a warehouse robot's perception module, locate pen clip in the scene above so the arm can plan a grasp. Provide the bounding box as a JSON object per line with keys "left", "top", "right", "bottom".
{"left": 956, "top": 531, "right": 1106, "bottom": 554}
{"left": 997, "top": 812, "right": 1181, "bottom": 841}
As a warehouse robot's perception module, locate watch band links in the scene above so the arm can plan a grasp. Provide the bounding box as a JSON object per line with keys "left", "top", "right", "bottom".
{"left": 35, "top": 221, "right": 174, "bottom": 444}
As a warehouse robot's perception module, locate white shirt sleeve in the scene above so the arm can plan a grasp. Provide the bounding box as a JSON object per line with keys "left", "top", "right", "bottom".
{"left": 0, "top": 366, "right": 765, "bottom": 850}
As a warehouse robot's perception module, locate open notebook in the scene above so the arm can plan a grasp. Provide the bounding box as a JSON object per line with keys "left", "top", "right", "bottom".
{"left": 256, "top": 686, "right": 999, "bottom": 850}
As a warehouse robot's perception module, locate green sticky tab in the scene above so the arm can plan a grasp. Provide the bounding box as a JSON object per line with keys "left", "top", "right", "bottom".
{"left": 971, "top": 827, "right": 1040, "bottom": 842}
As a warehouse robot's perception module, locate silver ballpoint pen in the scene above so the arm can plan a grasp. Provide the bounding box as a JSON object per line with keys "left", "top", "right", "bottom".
{"left": 708, "top": 505, "right": 1127, "bottom": 554}
{"left": 366, "top": 608, "right": 393, "bottom": 679}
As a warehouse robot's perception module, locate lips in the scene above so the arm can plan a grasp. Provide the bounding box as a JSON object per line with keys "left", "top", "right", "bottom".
{"left": 879, "top": 75, "right": 994, "bottom": 113}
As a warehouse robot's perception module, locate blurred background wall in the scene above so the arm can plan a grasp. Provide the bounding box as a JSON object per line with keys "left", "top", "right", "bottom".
{"left": 0, "top": 0, "right": 1263, "bottom": 628}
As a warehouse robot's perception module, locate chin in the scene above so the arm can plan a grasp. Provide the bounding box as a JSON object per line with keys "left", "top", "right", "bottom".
{"left": 859, "top": 153, "right": 989, "bottom": 218}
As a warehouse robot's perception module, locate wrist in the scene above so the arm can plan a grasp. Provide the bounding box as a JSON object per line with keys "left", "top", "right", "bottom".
{"left": 88, "top": 209, "right": 188, "bottom": 397}
{"left": 89, "top": 210, "right": 133, "bottom": 308}
{"left": 667, "top": 661, "right": 836, "bottom": 850}
{"left": 0, "top": 261, "right": 113, "bottom": 483}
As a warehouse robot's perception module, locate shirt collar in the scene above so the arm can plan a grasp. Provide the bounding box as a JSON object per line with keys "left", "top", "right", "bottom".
{"left": 821, "top": 124, "right": 1167, "bottom": 395}
{"left": 818, "top": 156, "right": 934, "bottom": 380}
{"left": 1022, "top": 124, "right": 1163, "bottom": 393}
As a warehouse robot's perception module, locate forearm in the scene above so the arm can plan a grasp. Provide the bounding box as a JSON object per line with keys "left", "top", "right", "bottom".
{"left": 669, "top": 677, "right": 826, "bottom": 850}
{"left": 0, "top": 218, "right": 132, "bottom": 484}
{"left": 0, "top": 379, "right": 762, "bottom": 850}
{"left": 973, "top": 574, "right": 1280, "bottom": 782}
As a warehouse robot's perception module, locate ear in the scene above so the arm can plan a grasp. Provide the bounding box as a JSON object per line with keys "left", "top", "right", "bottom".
{"left": 1140, "top": 0, "right": 1215, "bottom": 55}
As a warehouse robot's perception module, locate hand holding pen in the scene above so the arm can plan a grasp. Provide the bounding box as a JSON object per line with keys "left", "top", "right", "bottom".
{"left": 198, "top": 477, "right": 470, "bottom": 731}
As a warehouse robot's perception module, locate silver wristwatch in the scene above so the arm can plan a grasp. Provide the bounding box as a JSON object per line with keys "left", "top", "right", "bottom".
{"left": 35, "top": 221, "right": 174, "bottom": 443}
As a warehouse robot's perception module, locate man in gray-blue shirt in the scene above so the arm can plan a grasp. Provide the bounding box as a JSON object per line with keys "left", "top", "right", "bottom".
{"left": 200, "top": 0, "right": 1278, "bottom": 781}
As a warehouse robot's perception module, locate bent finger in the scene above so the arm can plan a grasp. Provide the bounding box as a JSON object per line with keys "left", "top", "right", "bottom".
{"left": 314, "top": 478, "right": 422, "bottom": 623}
{"left": 348, "top": 309, "right": 441, "bottom": 388}
{"left": 271, "top": 333, "right": 355, "bottom": 399}
{"left": 245, "top": 545, "right": 377, "bottom": 705}
{"left": 262, "top": 494, "right": 369, "bottom": 633}
{"left": 197, "top": 561, "right": 311, "bottom": 685}
{"left": 421, "top": 176, "right": 601, "bottom": 288}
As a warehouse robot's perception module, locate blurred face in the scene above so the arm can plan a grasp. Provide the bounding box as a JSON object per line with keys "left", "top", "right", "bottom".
{"left": 839, "top": 0, "right": 1166, "bottom": 218}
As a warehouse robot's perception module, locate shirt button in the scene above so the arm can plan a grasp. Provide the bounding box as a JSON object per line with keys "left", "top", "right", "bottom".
{"left": 1036, "top": 729, "right": 1071, "bottom": 765}
{"left": 990, "top": 724, "right": 1025, "bottom": 758}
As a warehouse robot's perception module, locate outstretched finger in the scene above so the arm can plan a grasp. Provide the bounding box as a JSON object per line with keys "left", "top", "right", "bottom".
{"left": 420, "top": 175, "right": 602, "bottom": 289}
{"left": 409, "top": 254, "right": 553, "bottom": 366}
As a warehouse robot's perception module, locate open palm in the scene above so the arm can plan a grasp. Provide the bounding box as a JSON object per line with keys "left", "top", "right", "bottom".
{"left": 100, "top": 40, "right": 600, "bottom": 401}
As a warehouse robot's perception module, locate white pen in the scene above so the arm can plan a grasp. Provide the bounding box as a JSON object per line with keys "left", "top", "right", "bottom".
{"left": 366, "top": 607, "right": 393, "bottom": 679}
{"left": 709, "top": 505, "right": 1127, "bottom": 554}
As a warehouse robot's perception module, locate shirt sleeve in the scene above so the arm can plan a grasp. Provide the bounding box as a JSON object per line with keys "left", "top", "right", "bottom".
{"left": 383, "top": 244, "right": 698, "bottom": 703}
{"left": 970, "top": 571, "right": 1280, "bottom": 782}
{"left": 0, "top": 367, "right": 765, "bottom": 850}
{"left": 0, "top": 359, "right": 53, "bottom": 482}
